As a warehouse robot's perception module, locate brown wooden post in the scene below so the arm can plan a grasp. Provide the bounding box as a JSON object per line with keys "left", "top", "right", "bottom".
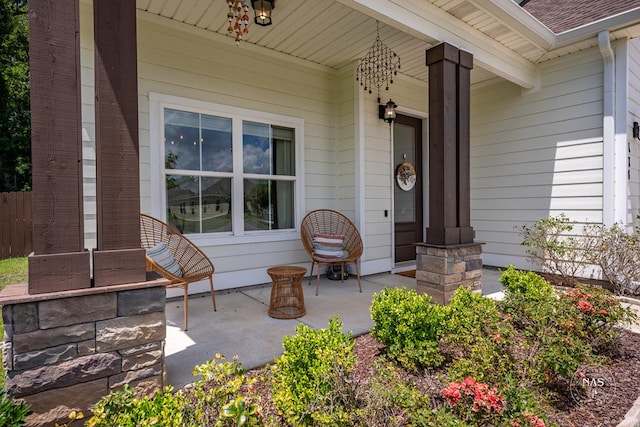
{"left": 27, "top": 0, "right": 91, "bottom": 293}
{"left": 92, "top": 0, "right": 146, "bottom": 286}
{"left": 457, "top": 50, "right": 474, "bottom": 243}
{"left": 425, "top": 42, "right": 474, "bottom": 245}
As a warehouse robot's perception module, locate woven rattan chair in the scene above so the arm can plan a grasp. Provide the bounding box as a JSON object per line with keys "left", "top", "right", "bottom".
{"left": 140, "top": 213, "right": 216, "bottom": 330}
{"left": 300, "top": 209, "right": 363, "bottom": 295}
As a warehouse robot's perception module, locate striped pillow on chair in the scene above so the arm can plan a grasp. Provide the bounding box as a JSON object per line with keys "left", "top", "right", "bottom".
{"left": 312, "top": 233, "right": 346, "bottom": 259}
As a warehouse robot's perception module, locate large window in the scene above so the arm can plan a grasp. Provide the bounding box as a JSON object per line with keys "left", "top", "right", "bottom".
{"left": 159, "top": 100, "right": 300, "bottom": 237}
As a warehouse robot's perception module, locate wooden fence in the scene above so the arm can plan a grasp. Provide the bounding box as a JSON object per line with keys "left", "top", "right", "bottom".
{"left": 0, "top": 192, "right": 32, "bottom": 259}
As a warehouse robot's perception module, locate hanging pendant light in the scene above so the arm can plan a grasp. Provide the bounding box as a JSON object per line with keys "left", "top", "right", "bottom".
{"left": 251, "top": 0, "right": 275, "bottom": 26}
{"left": 356, "top": 21, "right": 401, "bottom": 103}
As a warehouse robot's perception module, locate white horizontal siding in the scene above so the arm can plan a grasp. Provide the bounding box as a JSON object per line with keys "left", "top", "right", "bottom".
{"left": 336, "top": 66, "right": 356, "bottom": 218}
{"left": 628, "top": 39, "right": 640, "bottom": 228}
{"left": 80, "top": 6, "right": 97, "bottom": 250}
{"left": 471, "top": 47, "right": 605, "bottom": 270}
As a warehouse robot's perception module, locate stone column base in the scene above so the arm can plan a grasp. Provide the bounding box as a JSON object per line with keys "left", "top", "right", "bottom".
{"left": 415, "top": 242, "right": 483, "bottom": 304}
{"left": 0, "top": 278, "right": 168, "bottom": 426}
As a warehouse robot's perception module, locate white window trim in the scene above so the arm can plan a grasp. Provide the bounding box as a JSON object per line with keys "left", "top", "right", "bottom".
{"left": 149, "top": 92, "right": 305, "bottom": 246}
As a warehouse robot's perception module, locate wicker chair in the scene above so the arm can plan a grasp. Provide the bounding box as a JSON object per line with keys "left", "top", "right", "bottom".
{"left": 300, "top": 209, "right": 363, "bottom": 295}
{"left": 140, "top": 214, "right": 216, "bottom": 330}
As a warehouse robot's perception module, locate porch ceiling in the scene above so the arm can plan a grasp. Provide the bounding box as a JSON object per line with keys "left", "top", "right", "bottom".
{"left": 135, "top": 0, "right": 640, "bottom": 88}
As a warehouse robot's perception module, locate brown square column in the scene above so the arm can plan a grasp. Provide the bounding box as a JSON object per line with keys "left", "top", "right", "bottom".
{"left": 457, "top": 50, "right": 474, "bottom": 243}
{"left": 417, "top": 42, "right": 482, "bottom": 304}
{"left": 28, "top": 0, "right": 91, "bottom": 293}
{"left": 92, "top": 0, "right": 146, "bottom": 286}
{"left": 425, "top": 42, "right": 474, "bottom": 245}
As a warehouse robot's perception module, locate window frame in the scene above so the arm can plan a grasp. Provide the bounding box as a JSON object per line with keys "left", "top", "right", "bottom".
{"left": 150, "top": 92, "right": 305, "bottom": 246}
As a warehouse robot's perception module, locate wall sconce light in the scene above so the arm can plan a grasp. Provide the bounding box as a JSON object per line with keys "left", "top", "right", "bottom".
{"left": 634, "top": 121, "right": 640, "bottom": 140}
{"left": 379, "top": 99, "right": 397, "bottom": 124}
{"left": 251, "top": 0, "right": 275, "bottom": 26}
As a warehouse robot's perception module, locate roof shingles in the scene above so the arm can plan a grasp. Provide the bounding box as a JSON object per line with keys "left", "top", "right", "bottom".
{"left": 522, "top": 0, "right": 640, "bottom": 33}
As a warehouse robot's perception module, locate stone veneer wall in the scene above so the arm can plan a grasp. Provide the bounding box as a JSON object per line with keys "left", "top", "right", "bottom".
{"left": 1, "top": 281, "right": 167, "bottom": 426}
{"left": 415, "top": 243, "right": 483, "bottom": 304}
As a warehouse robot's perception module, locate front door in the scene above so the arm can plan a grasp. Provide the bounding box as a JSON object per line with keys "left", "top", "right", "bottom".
{"left": 393, "top": 114, "right": 423, "bottom": 263}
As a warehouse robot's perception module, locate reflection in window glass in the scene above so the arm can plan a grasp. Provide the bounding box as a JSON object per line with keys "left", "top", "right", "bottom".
{"left": 202, "top": 114, "right": 233, "bottom": 172}
{"left": 165, "top": 109, "right": 199, "bottom": 171}
{"left": 166, "top": 175, "right": 231, "bottom": 234}
{"left": 165, "top": 109, "right": 232, "bottom": 173}
{"left": 244, "top": 179, "right": 294, "bottom": 230}
{"left": 243, "top": 122, "right": 295, "bottom": 175}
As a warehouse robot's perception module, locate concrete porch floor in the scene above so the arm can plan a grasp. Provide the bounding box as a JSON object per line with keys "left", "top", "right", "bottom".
{"left": 164, "top": 267, "right": 505, "bottom": 389}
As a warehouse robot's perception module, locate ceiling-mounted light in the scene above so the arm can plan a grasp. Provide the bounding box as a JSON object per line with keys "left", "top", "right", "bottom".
{"left": 251, "top": 0, "right": 275, "bottom": 26}
{"left": 379, "top": 99, "right": 397, "bottom": 125}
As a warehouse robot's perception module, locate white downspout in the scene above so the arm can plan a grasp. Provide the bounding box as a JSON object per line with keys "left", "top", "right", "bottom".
{"left": 599, "top": 31, "right": 616, "bottom": 226}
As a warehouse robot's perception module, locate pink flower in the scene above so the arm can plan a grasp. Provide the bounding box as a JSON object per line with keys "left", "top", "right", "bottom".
{"left": 577, "top": 300, "right": 594, "bottom": 313}
{"left": 526, "top": 413, "right": 546, "bottom": 427}
{"left": 443, "top": 386, "right": 462, "bottom": 405}
{"left": 443, "top": 377, "right": 505, "bottom": 414}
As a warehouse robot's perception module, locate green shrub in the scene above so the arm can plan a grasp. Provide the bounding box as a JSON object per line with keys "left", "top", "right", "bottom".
{"left": 444, "top": 287, "right": 515, "bottom": 386}
{"left": 498, "top": 266, "right": 591, "bottom": 383}
{"left": 353, "top": 360, "right": 430, "bottom": 426}
{"left": 370, "top": 287, "right": 449, "bottom": 370}
{"left": 517, "top": 214, "right": 598, "bottom": 286}
{"left": 561, "top": 285, "right": 637, "bottom": 352}
{"left": 583, "top": 222, "right": 640, "bottom": 296}
{"left": 84, "top": 354, "right": 263, "bottom": 427}
{"left": 518, "top": 214, "right": 640, "bottom": 294}
{"left": 412, "top": 407, "right": 469, "bottom": 427}
{"left": 0, "top": 389, "right": 31, "bottom": 426}
{"left": 85, "top": 385, "right": 192, "bottom": 427}
{"left": 189, "top": 354, "right": 264, "bottom": 426}
{"left": 499, "top": 266, "right": 558, "bottom": 331}
{"left": 499, "top": 265, "right": 555, "bottom": 301}
{"left": 271, "top": 316, "right": 355, "bottom": 426}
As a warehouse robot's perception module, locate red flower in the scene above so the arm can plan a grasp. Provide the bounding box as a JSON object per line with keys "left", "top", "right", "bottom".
{"left": 577, "top": 300, "right": 594, "bottom": 313}
{"left": 526, "top": 413, "right": 546, "bottom": 427}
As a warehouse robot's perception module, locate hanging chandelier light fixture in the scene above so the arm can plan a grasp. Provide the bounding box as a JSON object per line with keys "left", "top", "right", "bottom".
{"left": 227, "top": 0, "right": 250, "bottom": 45}
{"left": 356, "top": 21, "right": 401, "bottom": 103}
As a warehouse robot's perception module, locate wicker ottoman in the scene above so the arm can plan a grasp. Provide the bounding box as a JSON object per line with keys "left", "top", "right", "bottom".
{"left": 267, "top": 265, "right": 307, "bottom": 319}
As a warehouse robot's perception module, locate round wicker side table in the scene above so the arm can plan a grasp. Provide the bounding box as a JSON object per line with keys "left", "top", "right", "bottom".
{"left": 267, "top": 266, "right": 307, "bottom": 319}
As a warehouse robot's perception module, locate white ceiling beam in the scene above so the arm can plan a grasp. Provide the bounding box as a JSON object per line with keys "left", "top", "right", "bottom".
{"left": 336, "top": 0, "right": 539, "bottom": 89}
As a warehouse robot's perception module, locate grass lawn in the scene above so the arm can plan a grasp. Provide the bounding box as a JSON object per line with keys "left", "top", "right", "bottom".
{"left": 0, "top": 257, "right": 28, "bottom": 290}
{"left": 0, "top": 257, "right": 28, "bottom": 389}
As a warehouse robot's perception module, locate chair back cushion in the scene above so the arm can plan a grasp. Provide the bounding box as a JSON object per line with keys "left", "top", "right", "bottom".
{"left": 146, "top": 242, "right": 183, "bottom": 277}
{"left": 312, "top": 233, "right": 347, "bottom": 259}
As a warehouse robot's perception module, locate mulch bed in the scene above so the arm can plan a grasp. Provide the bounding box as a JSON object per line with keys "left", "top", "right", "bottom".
{"left": 352, "top": 331, "right": 640, "bottom": 427}
{"left": 249, "top": 329, "right": 640, "bottom": 426}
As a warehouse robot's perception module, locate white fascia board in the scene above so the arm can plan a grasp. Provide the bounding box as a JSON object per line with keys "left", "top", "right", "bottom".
{"left": 474, "top": 0, "right": 555, "bottom": 50}
{"left": 336, "top": 0, "right": 539, "bottom": 89}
